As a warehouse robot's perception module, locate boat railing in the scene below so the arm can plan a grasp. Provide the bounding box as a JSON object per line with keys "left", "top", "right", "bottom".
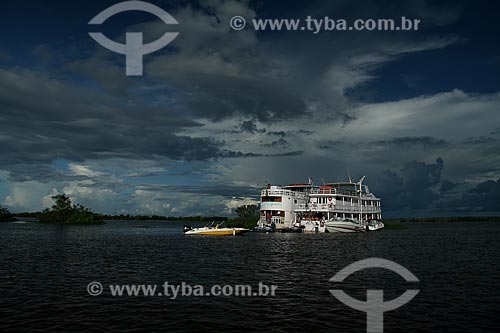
{"left": 260, "top": 189, "right": 307, "bottom": 198}
{"left": 260, "top": 188, "right": 374, "bottom": 199}
{"left": 309, "top": 188, "right": 373, "bottom": 196}
{"left": 294, "top": 203, "right": 380, "bottom": 212}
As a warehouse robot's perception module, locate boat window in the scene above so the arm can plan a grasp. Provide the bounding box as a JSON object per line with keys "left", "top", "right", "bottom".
{"left": 261, "top": 196, "right": 282, "bottom": 202}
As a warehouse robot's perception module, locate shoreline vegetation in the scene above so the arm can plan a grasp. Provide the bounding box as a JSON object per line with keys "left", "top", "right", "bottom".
{"left": 12, "top": 202, "right": 260, "bottom": 228}
{"left": 385, "top": 216, "right": 500, "bottom": 223}
{"left": 3, "top": 198, "right": 500, "bottom": 226}
{"left": 225, "top": 205, "right": 260, "bottom": 229}
{"left": 38, "top": 194, "right": 103, "bottom": 225}
{"left": 383, "top": 222, "right": 408, "bottom": 230}
{"left": 0, "top": 207, "right": 14, "bottom": 222}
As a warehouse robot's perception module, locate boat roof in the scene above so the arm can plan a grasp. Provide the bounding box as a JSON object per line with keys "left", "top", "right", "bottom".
{"left": 283, "top": 183, "right": 319, "bottom": 188}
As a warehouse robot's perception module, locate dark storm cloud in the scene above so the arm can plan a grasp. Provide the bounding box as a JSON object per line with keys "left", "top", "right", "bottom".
{"left": 46, "top": 0, "right": 462, "bottom": 160}
{"left": 128, "top": 0, "right": 460, "bottom": 127}
{"left": 440, "top": 180, "right": 458, "bottom": 194}
{"left": 373, "top": 136, "right": 448, "bottom": 148}
{"left": 462, "top": 136, "right": 499, "bottom": 145}
{"left": 316, "top": 137, "right": 448, "bottom": 153}
{"left": 267, "top": 131, "right": 286, "bottom": 136}
{"left": 267, "top": 129, "right": 314, "bottom": 137}
{"left": 316, "top": 140, "right": 344, "bottom": 151}
{"left": 0, "top": 68, "right": 228, "bottom": 181}
{"left": 260, "top": 129, "right": 288, "bottom": 148}
{"left": 220, "top": 151, "right": 261, "bottom": 158}
{"left": 302, "top": 0, "right": 462, "bottom": 27}
{"left": 460, "top": 179, "right": 500, "bottom": 212}
{"left": 240, "top": 120, "right": 258, "bottom": 133}
{"left": 263, "top": 137, "right": 288, "bottom": 148}
{"left": 4, "top": 164, "right": 86, "bottom": 183}
{"left": 0, "top": 65, "right": 308, "bottom": 183}
{"left": 180, "top": 76, "right": 310, "bottom": 122}
{"left": 401, "top": 157, "right": 444, "bottom": 190}
{"left": 220, "top": 150, "right": 303, "bottom": 158}
{"left": 436, "top": 179, "right": 500, "bottom": 213}
{"left": 374, "top": 158, "right": 444, "bottom": 210}
{"left": 373, "top": 157, "right": 500, "bottom": 213}
{"left": 239, "top": 120, "right": 266, "bottom": 134}
{"left": 135, "top": 183, "right": 260, "bottom": 199}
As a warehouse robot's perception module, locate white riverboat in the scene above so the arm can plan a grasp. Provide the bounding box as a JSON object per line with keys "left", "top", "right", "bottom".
{"left": 258, "top": 177, "right": 382, "bottom": 233}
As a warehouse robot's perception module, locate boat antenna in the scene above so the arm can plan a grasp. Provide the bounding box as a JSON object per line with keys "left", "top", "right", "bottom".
{"left": 358, "top": 175, "right": 366, "bottom": 193}
{"left": 347, "top": 168, "right": 352, "bottom": 183}
{"left": 358, "top": 176, "right": 365, "bottom": 224}
{"left": 321, "top": 178, "right": 326, "bottom": 185}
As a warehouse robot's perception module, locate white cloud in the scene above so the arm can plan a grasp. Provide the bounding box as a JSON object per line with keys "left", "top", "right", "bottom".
{"left": 224, "top": 197, "right": 259, "bottom": 214}
{"left": 41, "top": 188, "right": 59, "bottom": 208}
{"left": 69, "top": 163, "right": 103, "bottom": 177}
{"left": 343, "top": 89, "right": 500, "bottom": 141}
{"left": 3, "top": 181, "right": 54, "bottom": 211}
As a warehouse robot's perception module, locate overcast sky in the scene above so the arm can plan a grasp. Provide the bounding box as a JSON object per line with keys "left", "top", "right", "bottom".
{"left": 1, "top": 0, "right": 499, "bottom": 217}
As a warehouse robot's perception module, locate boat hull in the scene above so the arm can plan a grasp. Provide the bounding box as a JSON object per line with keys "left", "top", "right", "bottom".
{"left": 325, "top": 221, "right": 365, "bottom": 233}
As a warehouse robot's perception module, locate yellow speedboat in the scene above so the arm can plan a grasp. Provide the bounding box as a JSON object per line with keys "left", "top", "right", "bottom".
{"left": 183, "top": 222, "right": 249, "bottom": 236}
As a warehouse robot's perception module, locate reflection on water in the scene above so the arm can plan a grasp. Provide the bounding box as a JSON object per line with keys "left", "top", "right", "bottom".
{"left": 0, "top": 221, "right": 499, "bottom": 332}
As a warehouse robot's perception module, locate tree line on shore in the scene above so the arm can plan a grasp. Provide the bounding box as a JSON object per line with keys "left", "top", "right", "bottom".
{"left": 0, "top": 206, "right": 14, "bottom": 222}
{"left": 3, "top": 195, "right": 499, "bottom": 226}
{"left": 0, "top": 194, "right": 102, "bottom": 224}
{"left": 2, "top": 194, "right": 260, "bottom": 226}
{"left": 226, "top": 204, "right": 260, "bottom": 229}
{"left": 386, "top": 216, "right": 500, "bottom": 222}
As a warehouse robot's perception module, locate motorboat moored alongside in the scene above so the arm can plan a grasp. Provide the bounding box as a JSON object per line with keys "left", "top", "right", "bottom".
{"left": 324, "top": 218, "right": 366, "bottom": 233}
{"left": 183, "top": 222, "right": 249, "bottom": 236}
{"left": 366, "top": 219, "right": 385, "bottom": 231}
{"left": 251, "top": 225, "right": 275, "bottom": 233}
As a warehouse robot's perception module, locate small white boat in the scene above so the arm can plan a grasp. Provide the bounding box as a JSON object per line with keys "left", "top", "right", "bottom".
{"left": 301, "top": 220, "right": 327, "bottom": 233}
{"left": 325, "top": 218, "right": 365, "bottom": 233}
{"left": 183, "top": 222, "right": 249, "bottom": 236}
{"left": 366, "top": 219, "right": 384, "bottom": 231}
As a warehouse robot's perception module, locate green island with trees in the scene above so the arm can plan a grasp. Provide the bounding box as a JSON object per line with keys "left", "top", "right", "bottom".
{"left": 13, "top": 197, "right": 260, "bottom": 227}
{"left": 0, "top": 206, "right": 15, "bottom": 222}
{"left": 37, "top": 194, "right": 103, "bottom": 225}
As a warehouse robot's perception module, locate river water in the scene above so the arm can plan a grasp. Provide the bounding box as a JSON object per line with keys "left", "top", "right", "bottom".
{"left": 0, "top": 221, "right": 499, "bottom": 332}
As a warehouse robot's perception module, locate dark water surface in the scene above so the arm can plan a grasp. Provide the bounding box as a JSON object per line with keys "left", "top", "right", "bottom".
{"left": 1, "top": 221, "right": 499, "bottom": 332}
